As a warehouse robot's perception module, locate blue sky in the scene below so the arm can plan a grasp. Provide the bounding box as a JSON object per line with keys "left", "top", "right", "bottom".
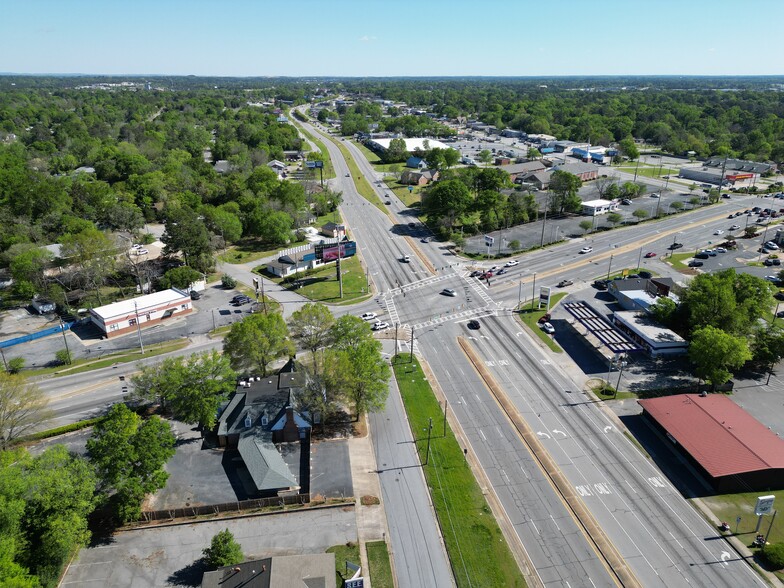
{"left": 1, "top": 0, "right": 782, "bottom": 76}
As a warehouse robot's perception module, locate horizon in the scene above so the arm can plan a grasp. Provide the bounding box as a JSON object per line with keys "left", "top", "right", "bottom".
{"left": 2, "top": 0, "right": 783, "bottom": 77}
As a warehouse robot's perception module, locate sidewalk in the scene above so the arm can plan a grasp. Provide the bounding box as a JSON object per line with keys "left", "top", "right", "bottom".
{"left": 347, "top": 420, "right": 390, "bottom": 588}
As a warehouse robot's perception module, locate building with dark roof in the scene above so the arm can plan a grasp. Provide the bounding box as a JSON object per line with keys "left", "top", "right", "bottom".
{"left": 607, "top": 277, "right": 677, "bottom": 312}
{"left": 201, "top": 553, "right": 335, "bottom": 588}
{"left": 638, "top": 394, "right": 784, "bottom": 492}
{"left": 216, "top": 360, "right": 311, "bottom": 496}
{"left": 705, "top": 157, "right": 773, "bottom": 175}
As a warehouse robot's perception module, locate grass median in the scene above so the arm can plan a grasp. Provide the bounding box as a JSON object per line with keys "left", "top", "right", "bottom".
{"left": 516, "top": 292, "right": 567, "bottom": 353}
{"left": 393, "top": 355, "right": 526, "bottom": 588}
{"left": 324, "top": 136, "right": 387, "bottom": 213}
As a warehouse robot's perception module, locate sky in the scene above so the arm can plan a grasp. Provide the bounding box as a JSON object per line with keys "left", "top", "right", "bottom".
{"left": 1, "top": 0, "right": 783, "bottom": 77}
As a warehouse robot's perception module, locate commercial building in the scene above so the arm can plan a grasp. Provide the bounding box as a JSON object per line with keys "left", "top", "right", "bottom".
{"left": 638, "top": 394, "right": 784, "bottom": 492}
{"left": 611, "top": 311, "right": 687, "bottom": 357}
{"left": 553, "top": 161, "right": 600, "bottom": 182}
{"left": 607, "top": 276, "right": 677, "bottom": 312}
{"left": 679, "top": 165, "right": 759, "bottom": 187}
{"left": 265, "top": 240, "right": 356, "bottom": 278}
{"left": 704, "top": 157, "right": 773, "bottom": 175}
{"left": 581, "top": 199, "right": 619, "bottom": 216}
{"left": 500, "top": 160, "right": 548, "bottom": 182}
{"left": 89, "top": 288, "right": 192, "bottom": 339}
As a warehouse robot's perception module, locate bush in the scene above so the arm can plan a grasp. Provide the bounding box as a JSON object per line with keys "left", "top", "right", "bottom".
{"left": 761, "top": 542, "right": 784, "bottom": 569}
{"left": 55, "top": 348, "right": 72, "bottom": 366}
{"left": 203, "top": 529, "right": 244, "bottom": 569}
{"left": 508, "top": 239, "right": 521, "bottom": 250}
{"left": 7, "top": 357, "right": 25, "bottom": 374}
{"left": 221, "top": 274, "right": 237, "bottom": 289}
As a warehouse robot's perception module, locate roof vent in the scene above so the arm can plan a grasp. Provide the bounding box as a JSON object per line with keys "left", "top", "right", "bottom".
{"left": 244, "top": 413, "right": 252, "bottom": 428}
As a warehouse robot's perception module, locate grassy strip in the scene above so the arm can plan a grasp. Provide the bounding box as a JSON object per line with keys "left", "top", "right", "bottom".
{"left": 350, "top": 141, "right": 402, "bottom": 173}
{"left": 516, "top": 292, "right": 568, "bottom": 353}
{"left": 324, "top": 136, "right": 387, "bottom": 213}
{"left": 256, "top": 255, "right": 369, "bottom": 303}
{"left": 366, "top": 541, "right": 394, "bottom": 587}
{"left": 616, "top": 165, "right": 680, "bottom": 179}
{"left": 15, "top": 416, "right": 107, "bottom": 445}
{"left": 291, "top": 118, "right": 336, "bottom": 180}
{"left": 666, "top": 251, "right": 697, "bottom": 270}
{"left": 26, "top": 340, "right": 190, "bottom": 378}
{"left": 394, "top": 356, "right": 526, "bottom": 588}
{"left": 384, "top": 178, "right": 423, "bottom": 207}
{"left": 327, "top": 542, "right": 361, "bottom": 587}
{"left": 219, "top": 239, "right": 308, "bottom": 265}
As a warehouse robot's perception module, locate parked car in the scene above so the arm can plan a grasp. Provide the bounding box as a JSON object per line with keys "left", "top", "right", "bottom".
{"left": 621, "top": 199, "right": 633, "bottom": 205}
{"left": 190, "top": 290, "right": 201, "bottom": 300}
{"left": 650, "top": 193, "right": 660, "bottom": 198}
{"left": 136, "top": 248, "right": 149, "bottom": 255}
{"left": 765, "top": 276, "right": 781, "bottom": 284}
{"left": 644, "top": 252, "right": 657, "bottom": 258}
{"left": 558, "top": 279, "right": 574, "bottom": 287}
{"left": 688, "top": 260, "right": 704, "bottom": 267}
{"left": 540, "top": 322, "right": 555, "bottom": 334}
{"left": 372, "top": 321, "right": 389, "bottom": 331}
{"left": 593, "top": 279, "right": 609, "bottom": 290}
{"left": 695, "top": 252, "right": 710, "bottom": 259}
{"left": 579, "top": 246, "right": 593, "bottom": 254}
{"left": 360, "top": 312, "right": 377, "bottom": 320}
{"left": 765, "top": 242, "right": 779, "bottom": 251}
{"left": 775, "top": 291, "right": 784, "bottom": 301}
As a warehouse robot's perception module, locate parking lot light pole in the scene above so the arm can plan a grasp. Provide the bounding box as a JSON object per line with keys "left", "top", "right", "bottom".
{"left": 606, "top": 254, "right": 614, "bottom": 280}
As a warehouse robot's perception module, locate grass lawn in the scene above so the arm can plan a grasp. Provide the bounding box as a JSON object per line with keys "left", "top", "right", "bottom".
{"left": 26, "top": 339, "right": 190, "bottom": 378}
{"left": 257, "top": 254, "right": 369, "bottom": 303}
{"left": 516, "top": 292, "right": 568, "bottom": 353}
{"left": 393, "top": 356, "right": 526, "bottom": 588}
{"left": 617, "top": 164, "right": 680, "bottom": 179}
{"left": 351, "top": 141, "right": 402, "bottom": 173}
{"left": 327, "top": 542, "right": 361, "bottom": 587}
{"left": 666, "top": 251, "right": 697, "bottom": 270}
{"left": 700, "top": 490, "right": 784, "bottom": 578}
{"left": 324, "top": 136, "right": 387, "bottom": 213}
{"left": 366, "top": 541, "right": 394, "bottom": 587}
{"left": 384, "top": 178, "right": 424, "bottom": 207}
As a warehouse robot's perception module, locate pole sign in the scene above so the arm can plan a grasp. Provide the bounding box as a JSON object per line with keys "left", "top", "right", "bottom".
{"left": 484, "top": 235, "right": 494, "bottom": 247}
{"left": 538, "top": 286, "right": 551, "bottom": 309}
{"left": 755, "top": 495, "right": 775, "bottom": 516}
{"left": 344, "top": 579, "right": 364, "bottom": 588}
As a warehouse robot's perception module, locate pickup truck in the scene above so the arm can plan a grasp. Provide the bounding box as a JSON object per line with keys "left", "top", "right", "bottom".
{"left": 557, "top": 279, "right": 574, "bottom": 288}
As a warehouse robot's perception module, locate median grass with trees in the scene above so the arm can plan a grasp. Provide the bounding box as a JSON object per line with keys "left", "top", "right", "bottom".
{"left": 393, "top": 355, "right": 526, "bottom": 587}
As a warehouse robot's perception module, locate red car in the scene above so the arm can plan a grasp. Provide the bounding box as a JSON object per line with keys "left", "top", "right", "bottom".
{"left": 644, "top": 252, "right": 657, "bottom": 258}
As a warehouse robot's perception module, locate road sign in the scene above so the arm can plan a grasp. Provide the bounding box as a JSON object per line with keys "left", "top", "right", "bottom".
{"left": 755, "top": 495, "right": 775, "bottom": 516}
{"left": 345, "top": 579, "right": 364, "bottom": 588}
{"left": 408, "top": 185, "right": 413, "bottom": 193}
{"left": 484, "top": 235, "right": 494, "bottom": 247}
{"left": 306, "top": 160, "right": 324, "bottom": 169}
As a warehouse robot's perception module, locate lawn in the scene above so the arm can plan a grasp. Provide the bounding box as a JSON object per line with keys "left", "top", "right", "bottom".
{"left": 26, "top": 339, "right": 190, "bottom": 378}
{"left": 516, "top": 292, "right": 568, "bottom": 353}
{"left": 256, "top": 254, "right": 370, "bottom": 304}
{"left": 366, "top": 540, "right": 394, "bottom": 587}
{"left": 616, "top": 164, "right": 680, "bottom": 179}
{"left": 700, "top": 490, "right": 784, "bottom": 578}
{"left": 393, "top": 356, "right": 526, "bottom": 588}
{"left": 350, "top": 141, "right": 402, "bottom": 173}
{"left": 384, "top": 178, "right": 424, "bottom": 207}
{"left": 666, "top": 251, "right": 698, "bottom": 270}
{"left": 327, "top": 542, "right": 361, "bottom": 587}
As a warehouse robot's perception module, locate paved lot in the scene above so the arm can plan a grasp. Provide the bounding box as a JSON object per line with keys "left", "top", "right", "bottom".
{"left": 310, "top": 440, "right": 352, "bottom": 499}
{"left": 61, "top": 507, "right": 357, "bottom": 587}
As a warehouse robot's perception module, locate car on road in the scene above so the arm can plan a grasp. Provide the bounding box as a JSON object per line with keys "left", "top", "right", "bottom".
{"left": 557, "top": 279, "right": 574, "bottom": 287}
{"left": 688, "top": 260, "right": 704, "bottom": 267}
{"left": 505, "top": 260, "right": 519, "bottom": 267}
{"left": 441, "top": 288, "right": 457, "bottom": 297}
{"left": 467, "top": 319, "right": 480, "bottom": 330}
{"left": 360, "top": 312, "right": 377, "bottom": 320}
{"left": 420, "top": 237, "right": 429, "bottom": 243}
{"left": 496, "top": 268, "right": 507, "bottom": 275}
{"left": 644, "top": 252, "right": 657, "bottom": 258}
{"left": 579, "top": 246, "right": 593, "bottom": 254}
{"left": 407, "top": 222, "right": 415, "bottom": 228}
{"left": 401, "top": 255, "right": 410, "bottom": 263}
{"left": 621, "top": 199, "right": 633, "bottom": 205}
{"left": 714, "top": 229, "right": 724, "bottom": 235}
{"left": 385, "top": 200, "right": 391, "bottom": 205}
{"left": 540, "top": 322, "right": 555, "bottom": 334}
{"left": 470, "top": 270, "right": 482, "bottom": 278}
{"left": 729, "top": 224, "right": 741, "bottom": 231}
{"left": 650, "top": 193, "right": 660, "bottom": 198}
{"left": 668, "top": 242, "right": 684, "bottom": 250}
{"left": 372, "top": 321, "right": 389, "bottom": 331}
{"left": 345, "top": 173, "right": 350, "bottom": 177}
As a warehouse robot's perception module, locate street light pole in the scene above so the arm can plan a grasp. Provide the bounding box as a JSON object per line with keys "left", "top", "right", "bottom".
{"left": 606, "top": 254, "right": 614, "bottom": 281}
{"left": 133, "top": 301, "right": 145, "bottom": 355}
{"left": 424, "top": 417, "right": 433, "bottom": 465}
{"left": 59, "top": 318, "right": 71, "bottom": 363}
{"left": 530, "top": 273, "right": 537, "bottom": 310}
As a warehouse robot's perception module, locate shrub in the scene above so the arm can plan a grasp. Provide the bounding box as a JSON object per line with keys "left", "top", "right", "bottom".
{"left": 761, "top": 542, "right": 784, "bottom": 569}
{"left": 221, "top": 274, "right": 237, "bottom": 289}
{"left": 55, "top": 348, "right": 72, "bottom": 366}
{"left": 203, "top": 529, "right": 244, "bottom": 569}
{"left": 7, "top": 357, "right": 25, "bottom": 374}
{"left": 508, "top": 239, "right": 521, "bottom": 250}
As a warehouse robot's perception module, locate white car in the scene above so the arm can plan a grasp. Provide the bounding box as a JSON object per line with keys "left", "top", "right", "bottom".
{"left": 765, "top": 276, "right": 780, "bottom": 283}
{"left": 579, "top": 246, "right": 593, "bottom": 254}
{"left": 540, "top": 322, "right": 555, "bottom": 334}
{"left": 401, "top": 255, "right": 410, "bottom": 263}
{"left": 729, "top": 225, "right": 740, "bottom": 231}
{"left": 505, "top": 260, "right": 519, "bottom": 267}
{"left": 136, "top": 248, "right": 149, "bottom": 255}
{"left": 766, "top": 242, "right": 780, "bottom": 251}
{"left": 714, "top": 230, "right": 724, "bottom": 235}
{"left": 360, "top": 312, "right": 377, "bottom": 321}
{"left": 130, "top": 243, "right": 142, "bottom": 250}
{"left": 372, "top": 321, "right": 389, "bottom": 331}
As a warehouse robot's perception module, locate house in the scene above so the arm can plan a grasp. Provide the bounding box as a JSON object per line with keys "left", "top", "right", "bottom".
{"left": 320, "top": 222, "right": 346, "bottom": 238}
{"left": 89, "top": 288, "right": 192, "bottom": 339}
{"left": 522, "top": 170, "right": 553, "bottom": 190}
{"left": 266, "top": 160, "right": 287, "bottom": 172}
{"left": 214, "top": 160, "right": 231, "bottom": 174}
{"left": 201, "top": 553, "right": 336, "bottom": 588}
{"left": 400, "top": 169, "right": 438, "bottom": 186}
{"left": 216, "top": 360, "right": 311, "bottom": 496}
{"left": 405, "top": 156, "right": 426, "bottom": 169}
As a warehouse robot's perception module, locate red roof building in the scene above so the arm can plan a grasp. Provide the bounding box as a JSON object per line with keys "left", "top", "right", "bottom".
{"left": 638, "top": 394, "right": 784, "bottom": 492}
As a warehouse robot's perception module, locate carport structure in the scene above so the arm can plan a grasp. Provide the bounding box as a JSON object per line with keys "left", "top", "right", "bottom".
{"left": 563, "top": 300, "right": 641, "bottom": 354}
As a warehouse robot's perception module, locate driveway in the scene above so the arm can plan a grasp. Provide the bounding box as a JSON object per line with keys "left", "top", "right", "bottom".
{"left": 61, "top": 507, "right": 356, "bottom": 587}
{"left": 310, "top": 440, "right": 352, "bottom": 499}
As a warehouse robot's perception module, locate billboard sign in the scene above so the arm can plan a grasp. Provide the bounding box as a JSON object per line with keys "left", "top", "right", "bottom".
{"left": 755, "top": 495, "right": 775, "bottom": 516}
{"left": 306, "top": 160, "right": 324, "bottom": 169}
{"left": 484, "top": 235, "right": 494, "bottom": 247}
{"left": 321, "top": 241, "right": 357, "bottom": 262}
{"left": 538, "top": 286, "right": 551, "bottom": 309}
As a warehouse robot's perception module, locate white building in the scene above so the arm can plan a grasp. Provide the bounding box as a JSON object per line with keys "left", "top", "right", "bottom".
{"left": 612, "top": 311, "right": 687, "bottom": 357}
{"left": 581, "top": 199, "right": 619, "bottom": 216}
{"left": 89, "top": 288, "right": 192, "bottom": 339}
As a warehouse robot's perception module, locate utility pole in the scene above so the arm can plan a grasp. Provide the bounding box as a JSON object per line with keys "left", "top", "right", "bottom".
{"left": 424, "top": 417, "right": 433, "bottom": 466}
{"left": 409, "top": 326, "right": 415, "bottom": 363}
{"left": 211, "top": 309, "right": 217, "bottom": 331}
{"left": 606, "top": 254, "right": 614, "bottom": 281}
{"left": 531, "top": 273, "right": 537, "bottom": 310}
{"left": 59, "top": 318, "right": 71, "bottom": 363}
{"left": 442, "top": 400, "right": 448, "bottom": 437}
{"left": 0, "top": 348, "right": 7, "bottom": 372}
{"left": 614, "top": 356, "right": 625, "bottom": 398}
{"left": 517, "top": 279, "right": 522, "bottom": 310}
{"left": 540, "top": 193, "right": 549, "bottom": 248}
{"left": 133, "top": 301, "right": 145, "bottom": 355}
{"left": 637, "top": 247, "right": 643, "bottom": 271}
{"left": 337, "top": 241, "right": 344, "bottom": 299}
{"left": 394, "top": 323, "right": 399, "bottom": 360}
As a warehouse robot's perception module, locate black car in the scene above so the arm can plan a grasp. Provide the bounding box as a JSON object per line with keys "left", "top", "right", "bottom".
{"left": 467, "top": 320, "right": 480, "bottom": 330}
{"left": 593, "top": 279, "right": 609, "bottom": 290}
{"left": 688, "top": 260, "right": 704, "bottom": 267}
{"left": 775, "top": 291, "right": 784, "bottom": 301}
{"left": 669, "top": 242, "right": 684, "bottom": 250}
{"left": 695, "top": 252, "right": 710, "bottom": 259}
{"left": 190, "top": 290, "right": 201, "bottom": 300}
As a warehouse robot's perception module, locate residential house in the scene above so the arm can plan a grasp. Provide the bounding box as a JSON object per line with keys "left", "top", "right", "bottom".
{"left": 216, "top": 360, "right": 311, "bottom": 497}
{"left": 405, "top": 156, "right": 426, "bottom": 169}
{"left": 320, "top": 222, "right": 347, "bottom": 239}
{"left": 400, "top": 169, "right": 438, "bottom": 186}
{"left": 267, "top": 160, "right": 287, "bottom": 172}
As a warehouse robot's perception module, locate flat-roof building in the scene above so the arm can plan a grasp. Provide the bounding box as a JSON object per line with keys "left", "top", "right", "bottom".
{"left": 89, "top": 288, "right": 192, "bottom": 339}
{"left": 638, "top": 394, "right": 784, "bottom": 492}
{"left": 612, "top": 311, "right": 687, "bottom": 357}
{"left": 581, "top": 199, "right": 618, "bottom": 216}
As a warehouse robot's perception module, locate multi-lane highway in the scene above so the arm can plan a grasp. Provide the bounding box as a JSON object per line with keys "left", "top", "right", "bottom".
{"left": 299, "top": 115, "right": 769, "bottom": 587}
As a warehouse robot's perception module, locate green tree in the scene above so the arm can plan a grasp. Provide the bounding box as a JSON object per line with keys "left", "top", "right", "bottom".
{"left": 6, "top": 357, "right": 25, "bottom": 374}
{"left": 329, "top": 315, "right": 373, "bottom": 350}
{"left": 508, "top": 239, "right": 520, "bottom": 250}
{"left": 579, "top": 220, "right": 592, "bottom": 234}
{"left": 87, "top": 404, "right": 175, "bottom": 524}
{"left": 548, "top": 171, "right": 582, "bottom": 214}
{"left": 0, "top": 372, "right": 51, "bottom": 448}
{"left": 606, "top": 212, "right": 623, "bottom": 227}
{"left": 245, "top": 208, "right": 293, "bottom": 245}
{"left": 442, "top": 148, "right": 460, "bottom": 169}
{"left": 649, "top": 297, "right": 678, "bottom": 328}
{"left": 341, "top": 339, "right": 391, "bottom": 419}
{"left": 751, "top": 325, "right": 784, "bottom": 369}
{"left": 175, "top": 352, "right": 236, "bottom": 429}
{"left": 159, "top": 266, "right": 202, "bottom": 290}
{"left": 203, "top": 529, "right": 244, "bottom": 569}
{"left": 384, "top": 138, "right": 409, "bottom": 164}
{"left": 223, "top": 313, "right": 294, "bottom": 376}
{"left": 478, "top": 149, "right": 493, "bottom": 164}
{"left": 55, "top": 349, "right": 71, "bottom": 366}
{"left": 618, "top": 138, "right": 639, "bottom": 161}
{"left": 7, "top": 244, "right": 53, "bottom": 298}
{"left": 527, "top": 147, "right": 541, "bottom": 160}
{"left": 670, "top": 201, "right": 684, "bottom": 212}
{"left": 161, "top": 205, "right": 212, "bottom": 268}
{"left": 289, "top": 303, "right": 335, "bottom": 361}
{"left": 689, "top": 326, "right": 751, "bottom": 387}
{"left": 621, "top": 181, "right": 643, "bottom": 199}
{"left": 221, "top": 274, "right": 237, "bottom": 288}
{"left": 632, "top": 209, "right": 649, "bottom": 221}
{"left": 421, "top": 180, "right": 472, "bottom": 230}
{"left": 202, "top": 206, "right": 243, "bottom": 244}
{"left": 60, "top": 227, "right": 117, "bottom": 305}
